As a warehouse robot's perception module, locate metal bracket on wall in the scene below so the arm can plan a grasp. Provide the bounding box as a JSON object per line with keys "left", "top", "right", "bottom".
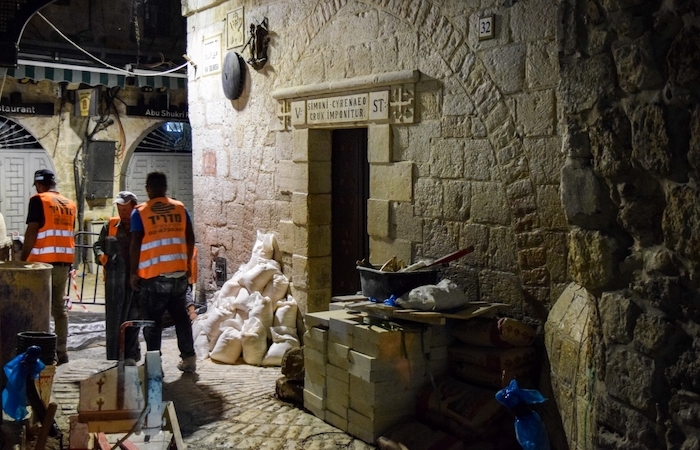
{"left": 215, "top": 257, "right": 227, "bottom": 287}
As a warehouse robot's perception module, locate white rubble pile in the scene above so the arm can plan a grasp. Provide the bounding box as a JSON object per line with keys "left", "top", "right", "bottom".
{"left": 193, "top": 231, "right": 299, "bottom": 366}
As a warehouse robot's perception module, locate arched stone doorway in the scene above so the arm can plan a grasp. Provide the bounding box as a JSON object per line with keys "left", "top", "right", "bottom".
{"left": 0, "top": 115, "right": 55, "bottom": 235}
{"left": 124, "top": 121, "right": 193, "bottom": 214}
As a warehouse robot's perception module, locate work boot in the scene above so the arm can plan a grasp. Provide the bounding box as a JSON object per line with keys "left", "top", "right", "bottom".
{"left": 177, "top": 355, "right": 196, "bottom": 373}
{"left": 56, "top": 351, "right": 69, "bottom": 365}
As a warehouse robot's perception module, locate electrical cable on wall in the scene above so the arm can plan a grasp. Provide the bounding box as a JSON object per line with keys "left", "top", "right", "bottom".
{"left": 35, "top": 12, "right": 188, "bottom": 77}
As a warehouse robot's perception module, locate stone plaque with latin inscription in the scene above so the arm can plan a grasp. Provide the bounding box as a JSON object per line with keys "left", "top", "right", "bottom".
{"left": 307, "top": 93, "right": 368, "bottom": 125}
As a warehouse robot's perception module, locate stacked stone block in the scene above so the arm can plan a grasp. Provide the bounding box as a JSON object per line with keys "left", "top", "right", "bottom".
{"left": 302, "top": 309, "right": 450, "bottom": 444}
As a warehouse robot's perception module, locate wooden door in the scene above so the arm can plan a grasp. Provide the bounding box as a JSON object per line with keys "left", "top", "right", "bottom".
{"left": 331, "top": 128, "right": 369, "bottom": 296}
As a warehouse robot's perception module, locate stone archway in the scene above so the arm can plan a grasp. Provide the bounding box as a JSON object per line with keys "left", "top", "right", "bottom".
{"left": 272, "top": 0, "right": 555, "bottom": 316}
{"left": 0, "top": 115, "right": 55, "bottom": 235}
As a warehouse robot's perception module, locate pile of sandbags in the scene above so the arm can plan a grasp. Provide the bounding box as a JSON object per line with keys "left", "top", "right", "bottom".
{"left": 192, "top": 231, "right": 299, "bottom": 366}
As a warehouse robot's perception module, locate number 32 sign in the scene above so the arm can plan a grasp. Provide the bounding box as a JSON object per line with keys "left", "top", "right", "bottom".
{"left": 478, "top": 14, "right": 495, "bottom": 41}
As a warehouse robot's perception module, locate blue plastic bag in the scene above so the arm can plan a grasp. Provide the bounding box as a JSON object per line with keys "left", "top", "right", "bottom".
{"left": 2, "top": 346, "right": 46, "bottom": 421}
{"left": 495, "top": 379, "right": 550, "bottom": 450}
{"left": 383, "top": 294, "right": 397, "bottom": 306}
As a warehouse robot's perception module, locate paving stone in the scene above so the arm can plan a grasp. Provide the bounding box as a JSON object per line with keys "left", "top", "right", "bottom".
{"left": 50, "top": 333, "right": 376, "bottom": 449}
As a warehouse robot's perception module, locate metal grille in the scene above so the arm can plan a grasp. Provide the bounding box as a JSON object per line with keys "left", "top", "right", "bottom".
{"left": 134, "top": 121, "right": 191, "bottom": 153}
{"left": 0, "top": 116, "right": 42, "bottom": 150}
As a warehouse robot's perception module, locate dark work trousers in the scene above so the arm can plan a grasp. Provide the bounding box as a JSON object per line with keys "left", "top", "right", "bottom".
{"left": 102, "top": 256, "right": 141, "bottom": 361}
{"left": 140, "top": 275, "right": 195, "bottom": 359}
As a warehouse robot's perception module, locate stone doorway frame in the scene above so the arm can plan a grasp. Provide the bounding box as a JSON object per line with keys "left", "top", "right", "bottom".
{"left": 272, "top": 70, "right": 420, "bottom": 313}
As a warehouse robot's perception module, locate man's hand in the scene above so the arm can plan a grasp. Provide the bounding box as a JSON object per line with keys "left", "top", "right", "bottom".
{"left": 130, "top": 274, "right": 141, "bottom": 291}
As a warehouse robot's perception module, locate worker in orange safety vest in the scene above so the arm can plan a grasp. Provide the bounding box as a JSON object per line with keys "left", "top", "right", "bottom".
{"left": 93, "top": 191, "right": 142, "bottom": 363}
{"left": 129, "top": 171, "right": 196, "bottom": 373}
{"left": 21, "top": 169, "right": 76, "bottom": 365}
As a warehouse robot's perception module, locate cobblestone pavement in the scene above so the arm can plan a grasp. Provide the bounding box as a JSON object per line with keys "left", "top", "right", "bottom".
{"left": 52, "top": 336, "right": 376, "bottom": 450}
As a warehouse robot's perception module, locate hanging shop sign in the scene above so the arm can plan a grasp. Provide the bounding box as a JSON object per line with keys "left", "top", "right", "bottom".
{"left": 125, "top": 105, "right": 189, "bottom": 121}
{"left": 0, "top": 102, "right": 54, "bottom": 115}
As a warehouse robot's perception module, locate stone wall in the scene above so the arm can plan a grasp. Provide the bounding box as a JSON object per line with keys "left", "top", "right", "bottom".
{"left": 559, "top": 0, "right": 700, "bottom": 448}
{"left": 184, "top": 0, "right": 567, "bottom": 318}
{"left": 184, "top": 0, "right": 700, "bottom": 446}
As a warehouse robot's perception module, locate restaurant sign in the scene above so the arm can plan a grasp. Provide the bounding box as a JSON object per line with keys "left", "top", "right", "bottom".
{"left": 0, "top": 102, "right": 54, "bottom": 116}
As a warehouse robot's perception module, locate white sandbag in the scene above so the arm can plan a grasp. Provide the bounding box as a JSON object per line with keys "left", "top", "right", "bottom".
{"left": 251, "top": 230, "right": 276, "bottom": 259}
{"left": 230, "top": 258, "right": 259, "bottom": 285}
{"left": 238, "top": 261, "right": 281, "bottom": 294}
{"left": 199, "top": 306, "right": 235, "bottom": 351}
{"left": 193, "top": 331, "right": 211, "bottom": 361}
{"left": 262, "top": 273, "right": 290, "bottom": 303}
{"left": 248, "top": 293, "right": 274, "bottom": 340}
{"left": 191, "top": 311, "right": 208, "bottom": 338}
{"left": 262, "top": 327, "right": 300, "bottom": 367}
{"left": 217, "top": 278, "right": 242, "bottom": 302}
{"left": 220, "top": 313, "right": 245, "bottom": 331}
{"left": 396, "top": 278, "right": 469, "bottom": 311}
{"left": 228, "top": 287, "right": 252, "bottom": 312}
{"left": 210, "top": 327, "right": 243, "bottom": 364}
{"left": 273, "top": 296, "right": 298, "bottom": 329}
{"left": 241, "top": 317, "right": 268, "bottom": 366}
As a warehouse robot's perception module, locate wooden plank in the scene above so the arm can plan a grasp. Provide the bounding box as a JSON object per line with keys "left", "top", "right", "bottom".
{"left": 34, "top": 402, "right": 58, "bottom": 450}
{"left": 439, "top": 303, "right": 506, "bottom": 320}
{"left": 345, "top": 301, "right": 506, "bottom": 325}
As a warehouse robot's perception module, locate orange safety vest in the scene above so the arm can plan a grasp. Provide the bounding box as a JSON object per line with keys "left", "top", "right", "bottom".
{"left": 189, "top": 246, "right": 198, "bottom": 285}
{"left": 136, "top": 197, "right": 189, "bottom": 279}
{"left": 27, "top": 191, "right": 76, "bottom": 264}
{"left": 98, "top": 217, "right": 120, "bottom": 268}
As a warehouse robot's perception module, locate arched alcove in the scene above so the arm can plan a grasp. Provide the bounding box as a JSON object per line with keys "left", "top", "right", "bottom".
{"left": 0, "top": 115, "right": 55, "bottom": 234}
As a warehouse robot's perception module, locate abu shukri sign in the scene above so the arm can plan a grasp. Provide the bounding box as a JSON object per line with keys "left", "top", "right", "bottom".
{"left": 126, "top": 105, "right": 189, "bottom": 121}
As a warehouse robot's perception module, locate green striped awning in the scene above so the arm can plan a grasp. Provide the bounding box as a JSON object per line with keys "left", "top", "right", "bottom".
{"left": 6, "top": 60, "right": 186, "bottom": 89}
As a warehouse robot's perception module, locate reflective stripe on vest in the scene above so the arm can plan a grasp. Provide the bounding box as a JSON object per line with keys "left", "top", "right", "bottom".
{"left": 136, "top": 198, "right": 188, "bottom": 279}
{"left": 27, "top": 191, "right": 76, "bottom": 264}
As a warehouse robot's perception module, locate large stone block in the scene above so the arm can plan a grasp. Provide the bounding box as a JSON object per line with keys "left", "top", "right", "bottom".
{"left": 512, "top": 0, "right": 557, "bottom": 39}
{"left": 442, "top": 180, "right": 471, "bottom": 222}
{"left": 368, "top": 124, "right": 391, "bottom": 163}
{"left": 536, "top": 185, "right": 567, "bottom": 229}
{"left": 599, "top": 290, "right": 641, "bottom": 346}
{"left": 367, "top": 199, "right": 390, "bottom": 238}
{"left": 414, "top": 177, "right": 442, "bottom": 218}
{"left": 523, "top": 136, "right": 564, "bottom": 185}
{"left": 430, "top": 138, "right": 464, "bottom": 179}
{"left": 527, "top": 39, "right": 559, "bottom": 89}
{"left": 464, "top": 139, "right": 495, "bottom": 181}
{"left": 308, "top": 161, "right": 332, "bottom": 194}
{"left": 370, "top": 162, "right": 413, "bottom": 202}
{"left": 278, "top": 160, "right": 308, "bottom": 194}
{"left": 482, "top": 43, "right": 526, "bottom": 95}
{"left": 515, "top": 89, "right": 555, "bottom": 136}
{"left": 471, "top": 181, "right": 511, "bottom": 225}
{"left": 605, "top": 346, "right": 655, "bottom": 413}
{"left": 369, "top": 237, "right": 412, "bottom": 267}
{"left": 567, "top": 229, "right": 618, "bottom": 292}
{"left": 294, "top": 225, "right": 331, "bottom": 259}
